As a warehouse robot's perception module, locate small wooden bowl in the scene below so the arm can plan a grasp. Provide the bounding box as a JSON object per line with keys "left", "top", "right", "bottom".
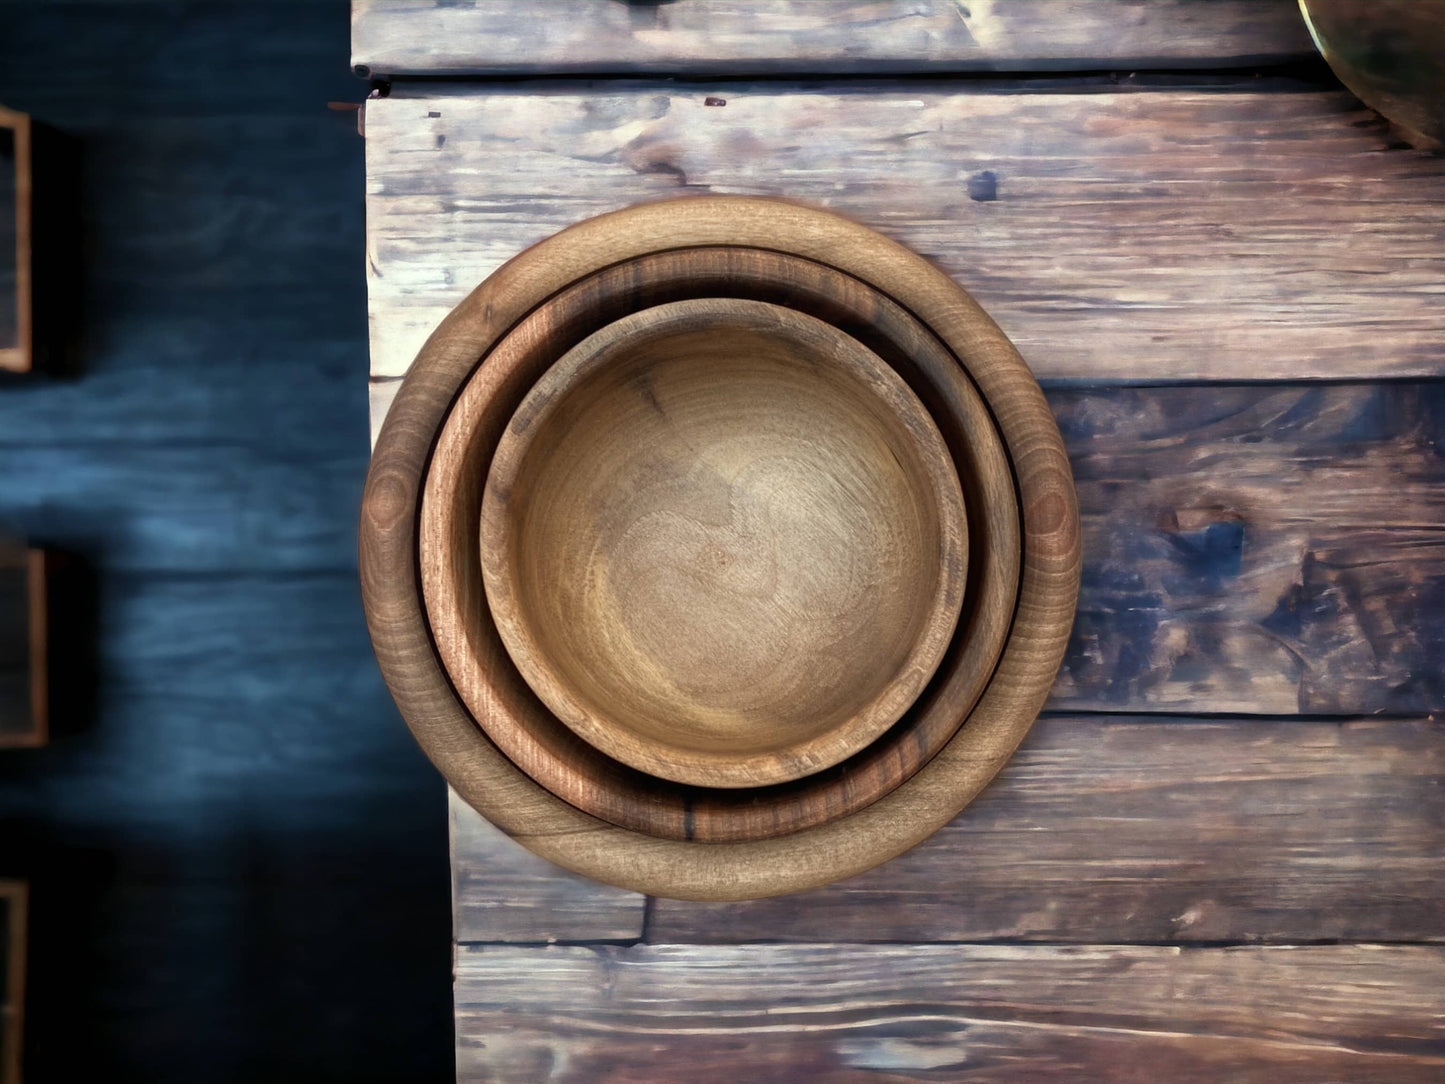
{"left": 421, "top": 245, "right": 1019, "bottom": 841}
{"left": 480, "top": 298, "right": 967, "bottom": 789}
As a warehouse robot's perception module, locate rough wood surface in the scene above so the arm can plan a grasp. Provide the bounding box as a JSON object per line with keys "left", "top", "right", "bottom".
{"left": 449, "top": 789, "right": 645, "bottom": 945}
{"left": 363, "top": 88, "right": 1445, "bottom": 383}
{"left": 453, "top": 941, "right": 1445, "bottom": 1082}
{"left": 479, "top": 298, "right": 968, "bottom": 789}
{"left": 645, "top": 715, "right": 1445, "bottom": 944}
{"left": 422, "top": 245, "right": 1017, "bottom": 840}
{"left": 1053, "top": 382, "right": 1445, "bottom": 715}
{"left": 352, "top": 0, "right": 1317, "bottom": 76}
{"left": 0, "top": 541, "right": 44, "bottom": 747}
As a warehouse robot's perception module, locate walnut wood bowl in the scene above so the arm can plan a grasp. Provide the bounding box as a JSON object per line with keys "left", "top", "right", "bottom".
{"left": 361, "top": 197, "right": 1081, "bottom": 900}
{"left": 422, "top": 245, "right": 1018, "bottom": 841}
{"left": 480, "top": 298, "right": 967, "bottom": 789}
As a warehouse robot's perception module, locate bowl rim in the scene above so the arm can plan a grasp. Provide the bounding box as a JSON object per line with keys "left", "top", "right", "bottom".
{"left": 479, "top": 296, "right": 969, "bottom": 788}
{"left": 361, "top": 196, "right": 1080, "bottom": 901}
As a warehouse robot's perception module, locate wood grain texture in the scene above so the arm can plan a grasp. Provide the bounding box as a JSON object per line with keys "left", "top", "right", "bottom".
{"left": 361, "top": 196, "right": 1079, "bottom": 899}
{"left": 480, "top": 298, "right": 967, "bottom": 789}
{"left": 454, "top": 941, "right": 1445, "bottom": 1082}
{"left": 352, "top": 0, "right": 1317, "bottom": 76}
{"left": 1052, "top": 382, "right": 1445, "bottom": 715}
{"left": 645, "top": 715, "right": 1445, "bottom": 944}
{"left": 0, "top": 883, "right": 23, "bottom": 1084}
{"left": 0, "top": 541, "right": 44, "bottom": 748}
{"left": 363, "top": 88, "right": 1445, "bottom": 383}
{"left": 425, "top": 246, "right": 1017, "bottom": 839}
{"left": 449, "top": 788, "right": 645, "bottom": 945}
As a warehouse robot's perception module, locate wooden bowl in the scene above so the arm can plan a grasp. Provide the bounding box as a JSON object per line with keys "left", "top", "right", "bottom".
{"left": 422, "top": 245, "right": 1018, "bottom": 840}
{"left": 480, "top": 298, "right": 967, "bottom": 789}
{"left": 362, "top": 197, "right": 1080, "bottom": 900}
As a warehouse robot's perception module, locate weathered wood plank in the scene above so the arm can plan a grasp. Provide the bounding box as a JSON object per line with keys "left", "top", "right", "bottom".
{"left": 363, "top": 88, "right": 1445, "bottom": 383}
{"left": 450, "top": 788, "right": 647, "bottom": 944}
{"left": 444, "top": 716, "right": 1445, "bottom": 945}
{"left": 453, "top": 942, "right": 1445, "bottom": 1082}
{"left": 1052, "top": 383, "right": 1445, "bottom": 714}
{"left": 353, "top": 0, "right": 1317, "bottom": 77}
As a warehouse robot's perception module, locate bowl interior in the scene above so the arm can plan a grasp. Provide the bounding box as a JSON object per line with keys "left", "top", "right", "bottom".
{"left": 480, "top": 298, "right": 967, "bottom": 788}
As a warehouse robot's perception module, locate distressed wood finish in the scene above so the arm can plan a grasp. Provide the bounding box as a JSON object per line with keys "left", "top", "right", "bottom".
{"left": 0, "top": 883, "right": 23, "bottom": 1084}
{"left": 363, "top": 88, "right": 1445, "bottom": 384}
{"left": 449, "top": 789, "right": 644, "bottom": 944}
{"left": 480, "top": 298, "right": 967, "bottom": 789}
{"left": 1054, "top": 382, "right": 1445, "bottom": 715}
{"left": 646, "top": 715, "right": 1445, "bottom": 944}
{"left": 352, "top": 0, "right": 1317, "bottom": 76}
{"left": 0, "top": 541, "right": 45, "bottom": 748}
{"left": 423, "top": 245, "right": 1017, "bottom": 840}
{"left": 361, "top": 196, "right": 1079, "bottom": 898}
{"left": 454, "top": 942, "right": 1445, "bottom": 1082}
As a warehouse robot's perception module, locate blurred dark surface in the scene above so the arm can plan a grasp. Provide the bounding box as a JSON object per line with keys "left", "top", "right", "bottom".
{"left": 0, "top": 2, "right": 452, "bottom": 1080}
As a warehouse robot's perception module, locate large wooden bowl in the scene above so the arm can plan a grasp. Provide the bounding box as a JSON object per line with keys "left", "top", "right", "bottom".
{"left": 362, "top": 197, "right": 1081, "bottom": 900}
{"left": 480, "top": 298, "right": 967, "bottom": 789}
{"left": 422, "top": 246, "right": 1018, "bottom": 841}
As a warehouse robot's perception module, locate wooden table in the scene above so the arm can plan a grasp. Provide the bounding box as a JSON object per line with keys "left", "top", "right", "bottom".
{"left": 356, "top": 3, "right": 1445, "bottom": 1078}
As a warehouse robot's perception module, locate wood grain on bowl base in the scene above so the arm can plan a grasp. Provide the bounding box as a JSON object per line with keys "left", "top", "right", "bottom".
{"left": 422, "top": 245, "right": 1019, "bottom": 841}
{"left": 480, "top": 298, "right": 967, "bottom": 789}
{"left": 361, "top": 196, "right": 1079, "bottom": 900}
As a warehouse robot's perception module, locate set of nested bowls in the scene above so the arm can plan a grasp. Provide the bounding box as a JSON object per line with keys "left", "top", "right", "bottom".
{"left": 361, "top": 197, "right": 1080, "bottom": 901}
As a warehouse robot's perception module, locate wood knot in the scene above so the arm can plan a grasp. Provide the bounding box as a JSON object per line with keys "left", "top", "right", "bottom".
{"left": 364, "top": 471, "right": 411, "bottom": 532}
{"left": 1027, "top": 488, "right": 1070, "bottom": 535}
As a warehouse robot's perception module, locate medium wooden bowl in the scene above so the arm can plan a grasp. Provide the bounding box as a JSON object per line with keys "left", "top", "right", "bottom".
{"left": 481, "top": 298, "right": 967, "bottom": 788}
{"left": 422, "top": 245, "right": 1018, "bottom": 840}
{"left": 362, "top": 197, "right": 1081, "bottom": 900}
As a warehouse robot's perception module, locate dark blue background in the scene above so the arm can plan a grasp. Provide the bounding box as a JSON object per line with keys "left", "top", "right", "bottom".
{"left": 0, "top": 3, "right": 451, "bottom": 1079}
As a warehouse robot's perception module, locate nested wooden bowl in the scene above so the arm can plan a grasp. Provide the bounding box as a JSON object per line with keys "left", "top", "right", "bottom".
{"left": 361, "top": 197, "right": 1080, "bottom": 900}
{"left": 480, "top": 297, "right": 968, "bottom": 789}
{"left": 422, "top": 245, "right": 1018, "bottom": 841}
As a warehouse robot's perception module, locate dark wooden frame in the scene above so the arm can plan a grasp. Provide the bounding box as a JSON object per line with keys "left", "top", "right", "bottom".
{"left": 0, "top": 106, "right": 31, "bottom": 374}
{"left": 0, "top": 881, "right": 25, "bottom": 1084}
{"left": 0, "top": 544, "right": 47, "bottom": 749}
